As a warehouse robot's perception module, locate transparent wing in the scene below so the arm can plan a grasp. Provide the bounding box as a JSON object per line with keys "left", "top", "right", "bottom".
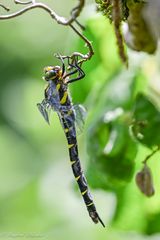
{"left": 60, "top": 106, "right": 76, "bottom": 129}
{"left": 37, "top": 99, "right": 51, "bottom": 124}
{"left": 37, "top": 81, "right": 62, "bottom": 124}
{"left": 58, "top": 105, "right": 81, "bottom": 137}
{"left": 73, "top": 104, "right": 87, "bottom": 134}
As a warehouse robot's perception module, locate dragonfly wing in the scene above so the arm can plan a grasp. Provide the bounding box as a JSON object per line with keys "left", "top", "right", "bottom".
{"left": 37, "top": 100, "right": 50, "bottom": 124}
{"left": 73, "top": 104, "right": 87, "bottom": 134}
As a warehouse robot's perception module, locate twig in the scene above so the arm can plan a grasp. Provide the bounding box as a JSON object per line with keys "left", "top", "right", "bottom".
{"left": 142, "top": 146, "right": 160, "bottom": 165}
{"left": 0, "top": 0, "right": 84, "bottom": 26}
{"left": 0, "top": 0, "right": 93, "bottom": 62}
{"left": 55, "top": 23, "right": 94, "bottom": 64}
{"left": 69, "top": 24, "right": 94, "bottom": 61}
{"left": 0, "top": 4, "right": 10, "bottom": 11}
{"left": 71, "top": 6, "right": 85, "bottom": 31}
{"left": 69, "top": 0, "right": 85, "bottom": 25}
{"left": 14, "top": 0, "right": 32, "bottom": 5}
{"left": 74, "top": 19, "right": 85, "bottom": 31}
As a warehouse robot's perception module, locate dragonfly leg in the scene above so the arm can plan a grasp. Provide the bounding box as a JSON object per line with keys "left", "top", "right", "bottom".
{"left": 55, "top": 53, "right": 66, "bottom": 76}
{"left": 63, "top": 56, "right": 78, "bottom": 79}
{"left": 70, "top": 7, "right": 85, "bottom": 31}
{"left": 55, "top": 54, "right": 85, "bottom": 83}
{"left": 65, "top": 57, "right": 85, "bottom": 84}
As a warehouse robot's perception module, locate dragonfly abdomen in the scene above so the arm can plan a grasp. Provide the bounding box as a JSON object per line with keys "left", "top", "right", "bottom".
{"left": 62, "top": 117, "right": 105, "bottom": 227}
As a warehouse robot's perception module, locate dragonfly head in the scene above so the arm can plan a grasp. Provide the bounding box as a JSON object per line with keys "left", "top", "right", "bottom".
{"left": 43, "top": 66, "right": 62, "bottom": 81}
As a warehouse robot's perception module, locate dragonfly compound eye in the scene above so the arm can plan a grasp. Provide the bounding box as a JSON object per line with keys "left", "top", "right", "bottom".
{"left": 44, "top": 66, "right": 61, "bottom": 81}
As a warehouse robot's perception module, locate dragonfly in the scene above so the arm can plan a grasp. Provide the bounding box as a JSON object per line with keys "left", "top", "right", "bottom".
{"left": 37, "top": 55, "right": 105, "bottom": 227}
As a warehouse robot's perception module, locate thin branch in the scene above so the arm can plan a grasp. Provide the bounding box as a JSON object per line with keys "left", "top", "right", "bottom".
{"left": 74, "top": 19, "right": 85, "bottom": 31}
{"left": 70, "top": 6, "right": 86, "bottom": 31}
{"left": 14, "top": 0, "right": 32, "bottom": 5}
{"left": 69, "top": 24, "right": 94, "bottom": 61}
{"left": 0, "top": 3, "right": 64, "bottom": 23}
{"left": 0, "top": 0, "right": 92, "bottom": 62}
{"left": 56, "top": 24, "right": 94, "bottom": 64}
{"left": 69, "top": 0, "right": 85, "bottom": 24}
{"left": 0, "top": 0, "right": 84, "bottom": 26}
{"left": 142, "top": 146, "right": 160, "bottom": 165}
{"left": 0, "top": 4, "right": 10, "bottom": 11}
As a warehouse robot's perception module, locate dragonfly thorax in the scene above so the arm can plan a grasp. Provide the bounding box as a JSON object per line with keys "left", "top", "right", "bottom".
{"left": 43, "top": 65, "right": 62, "bottom": 81}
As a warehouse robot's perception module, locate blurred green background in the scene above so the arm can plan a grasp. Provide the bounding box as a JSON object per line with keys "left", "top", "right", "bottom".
{"left": 1, "top": 1, "right": 160, "bottom": 240}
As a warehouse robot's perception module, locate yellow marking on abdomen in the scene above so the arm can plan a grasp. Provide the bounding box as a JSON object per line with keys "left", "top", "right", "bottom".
{"left": 56, "top": 83, "right": 61, "bottom": 91}
{"left": 75, "top": 175, "right": 81, "bottom": 181}
{"left": 64, "top": 128, "right": 69, "bottom": 133}
{"left": 60, "top": 91, "right": 68, "bottom": 104}
{"left": 87, "top": 202, "right": 94, "bottom": 207}
{"left": 82, "top": 189, "right": 87, "bottom": 195}
{"left": 70, "top": 160, "right": 76, "bottom": 165}
{"left": 68, "top": 143, "right": 74, "bottom": 148}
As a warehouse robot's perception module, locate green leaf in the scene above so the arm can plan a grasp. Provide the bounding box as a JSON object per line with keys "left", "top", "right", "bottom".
{"left": 131, "top": 93, "right": 160, "bottom": 147}
{"left": 87, "top": 109, "right": 137, "bottom": 191}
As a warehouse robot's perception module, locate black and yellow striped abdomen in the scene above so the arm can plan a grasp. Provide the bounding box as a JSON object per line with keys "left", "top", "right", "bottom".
{"left": 60, "top": 114, "right": 104, "bottom": 226}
